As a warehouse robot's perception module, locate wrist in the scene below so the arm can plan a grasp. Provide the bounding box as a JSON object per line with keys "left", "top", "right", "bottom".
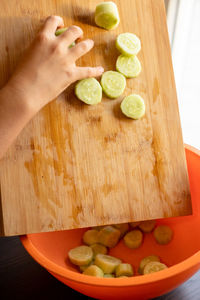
{"left": 0, "top": 83, "right": 39, "bottom": 117}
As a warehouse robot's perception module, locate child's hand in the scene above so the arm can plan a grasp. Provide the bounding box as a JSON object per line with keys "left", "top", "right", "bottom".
{"left": 0, "top": 16, "right": 104, "bottom": 158}
{"left": 7, "top": 15, "right": 104, "bottom": 113}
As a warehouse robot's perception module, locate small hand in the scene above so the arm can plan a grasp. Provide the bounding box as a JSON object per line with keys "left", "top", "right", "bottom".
{"left": 7, "top": 15, "right": 104, "bottom": 112}
{"left": 0, "top": 16, "right": 104, "bottom": 158}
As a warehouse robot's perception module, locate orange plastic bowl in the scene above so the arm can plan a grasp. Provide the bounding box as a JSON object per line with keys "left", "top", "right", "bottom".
{"left": 21, "top": 145, "right": 200, "bottom": 300}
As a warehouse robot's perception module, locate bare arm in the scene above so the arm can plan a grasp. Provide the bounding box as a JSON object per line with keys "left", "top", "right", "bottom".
{"left": 0, "top": 15, "right": 104, "bottom": 159}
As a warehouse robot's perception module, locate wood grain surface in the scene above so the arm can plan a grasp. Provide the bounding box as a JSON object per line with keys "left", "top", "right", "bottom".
{"left": 0, "top": 0, "right": 192, "bottom": 236}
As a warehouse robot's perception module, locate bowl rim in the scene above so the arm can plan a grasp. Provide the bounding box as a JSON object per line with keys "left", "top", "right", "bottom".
{"left": 20, "top": 144, "right": 200, "bottom": 287}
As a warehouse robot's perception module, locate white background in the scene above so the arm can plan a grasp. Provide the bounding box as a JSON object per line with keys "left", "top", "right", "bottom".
{"left": 166, "top": 0, "right": 200, "bottom": 149}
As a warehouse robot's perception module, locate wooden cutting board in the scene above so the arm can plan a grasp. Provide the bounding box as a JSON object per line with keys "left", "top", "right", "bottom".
{"left": 0, "top": 0, "right": 192, "bottom": 236}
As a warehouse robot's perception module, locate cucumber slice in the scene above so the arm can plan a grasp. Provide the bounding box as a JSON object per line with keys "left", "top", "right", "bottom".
{"left": 98, "top": 225, "right": 121, "bottom": 248}
{"left": 55, "top": 27, "right": 75, "bottom": 48}
{"left": 115, "top": 263, "right": 134, "bottom": 277}
{"left": 95, "top": 2, "right": 120, "bottom": 30}
{"left": 68, "top": 245, "right": 93, "bottom": 266}
{"left": 79, "top": 260, "right": 94, "bottom": 272}
{"left": 101, "top": 71, "right": 126, "bottom": 98}
{"left": 83, "top": 229, "right": 99, "bottom": 246}
{"left": 120, "top": 94, "right": 145, "bottom": 119}
{"left": 90, "top": 243, "right": 108, "bottom": 257}
{"left": 75, "top": 78, "right": 102, "bottom": 105}
{"left": 129, "top": 222, "right": 141, "bottom": 228}
{"left": 113, "top": 223, "right": 129, "bottom": 238}
{"left": 138, "top": 255, "right": 160, "bottom": 275}
{"left": 116, "top": 33, "right": 141, "bottom": 56}
{"left": 94, "top": 254, "right": 121, "bottom": 274}
{"left": 124, "top": 230, "right": 143, "bottom": 249}
{"left": 83, "top": 265, "right": 104, "bottom": 277}
{"left": 153, "top": 225, "right": 173, "bottom": 245}
{"left": 55, "top": 27, "right": 67, "bottom": 36}
{"left": 139, "top": 220, "right": 156, "bottom": 233}
{"left": 116, "top": 55, "right": 141, "bottom": 78}
{"left": 143, "top": 262, "right": 167, "bottom": 275}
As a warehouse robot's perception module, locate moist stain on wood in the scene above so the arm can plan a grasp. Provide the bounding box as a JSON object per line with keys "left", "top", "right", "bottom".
{"left": 104, "top": 132, "right": 118, "bottom": 143}
{"left": 86, "top": 115, "right": 102, "bottom": 124}
{"left": 102, "top": 183, "right": 120, "bottom": 197}
{"left": 153, "top": 78, "right": 160, "bottom": 103}
{"left": 24, "top": 139, "right": 61, "bottom": 219}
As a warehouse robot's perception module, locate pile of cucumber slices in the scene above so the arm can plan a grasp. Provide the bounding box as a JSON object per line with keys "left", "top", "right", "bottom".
{"left": 68, "top": 221, "right": 172, "bottom": 278}
{"left": 56, "top": 2, "right": 145, "bottom": 120}
{"left": 80, "top": 2, "right": 145, "bottom": 120}
{"left": 75, "top": 27, "right": 145, "bottom": 120}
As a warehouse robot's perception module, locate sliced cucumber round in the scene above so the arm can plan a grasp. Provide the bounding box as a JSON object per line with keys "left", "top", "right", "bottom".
{"left": 113, "top": 223, "right": 129, "bottom": 238}
{"left": 83, "top": 265, "right": 104, "bottom": 277}
{"left": 68, "top": 245, "right": 93, "bottom": 266}
{"left": 95, "top": 2, "right": 120, "bottom": 30}
{"left": 138, "top": 255, "right": 160, "bottom": 275}
{"left": 139, "top": 220, "right": 156, "bottom": 233}
{"left": 153, "top": 225, "right": 173, "bottom": 245}
{"left": 97, "top": 225, "right": 121, "bottom": 248}
{"left": 129, "top": 222, "right": 141, "bottom": 228}
{"left": 55, "top": 27, "right": 75, "bottom": 48}
{"left": 55, "top": 27, "right": 68, "bottom": 36}
{"left": 143, "top": 261, "right": 167, "bottom": 275}
{"left": 83, "top": 229, "right": 99, "bottom": 246}
{"left": 121, "top": 94, "right": 145, "bottom": 119}
{"left": 94, "top": 254, "right": 121, "bottom": 274}
{"left": 115, "top": 263, "right": 134, "bottom": 277}
{"left": 90, "top": 243, "right": 108, "bottom": 257}
{"left": 101, "top": 71, "right": 126, "bottom": 98}
{"left": 75, "top": 78, "right": 102, "bottom": 105}
{"left": 123, "top": 230, "right": 143, "bottom": 249}
{"left": 116, "top": 54, "right": 141, "bottom": 78}
{"left": 116, "top": 33, "right": 141, "bottom": 56}
{"left": 79, "top": 260, "right": 94, "bottom": 272}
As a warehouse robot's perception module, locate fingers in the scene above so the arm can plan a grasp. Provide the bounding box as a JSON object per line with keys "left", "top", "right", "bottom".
{"left": 41, "top": 15, "right": 64, "bottom": 36}
{"left": 58, "top": 25, "right": 83, "bottom": 47}
{"left": 75, "top": 66, "right": 104, "bottom": 80}
{"left": 69, "top": 39, "right": 94, "bottom": 60}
